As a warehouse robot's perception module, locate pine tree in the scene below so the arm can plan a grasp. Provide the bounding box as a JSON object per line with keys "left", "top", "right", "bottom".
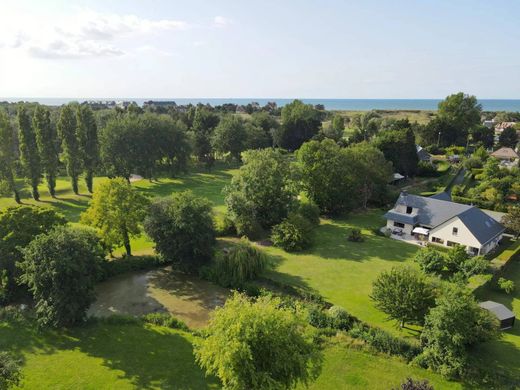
{"left": 76, "top": 105, "right": 98, "bottom": 193}
{"left": 17, "top": 105, "right": 41, "bottom": 200}
{"left": 0, "top": 109, "right": 20, "bottom": 203}
{"left": 57, "top": 105, "right": 82, "bottom": 194}
{"left": 33, "top": 106, "right": 59, "bottom": 197}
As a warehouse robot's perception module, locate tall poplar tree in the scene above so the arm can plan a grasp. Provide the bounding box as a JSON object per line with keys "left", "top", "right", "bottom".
{"left": 0, "top": 109, "right": 20, "bottom": 203}
{"left": 17, "top": 105, "right": 41, "bottom": 200}
{"left": 33, "top": 106, "right": 59, "bottom": 197}
{"left": 77, "top": 105, "right": 98, "bottom": 193}
{"left": 57, "top": 105, "right": 81, "bottom": 194}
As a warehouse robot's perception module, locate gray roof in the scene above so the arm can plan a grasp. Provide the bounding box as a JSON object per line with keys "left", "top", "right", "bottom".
{"left": 479, "top": 301, "right": 515, "bottom": 321}
{"left": 430, "top": 192, "right": 452, "bottom": 201}
{"left": 416, "top": 145, "right": 431, "bottom": 161}
{"left": 386, "top": 192, "right": 505, "bottom": 244}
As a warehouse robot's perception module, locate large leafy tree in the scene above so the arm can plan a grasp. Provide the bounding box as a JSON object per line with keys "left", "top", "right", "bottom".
{"left": 17, "top": 105, "right": 41, "bottom": 200}
{"left": 370, "top": 266, "right": 437, "bottom": 328}
{"left": 19, "top": 226, "right": 104, "bottom": 327}
{"left": 498, "top": 127, "right": 518, "bottom": 148}
{"left": 502, "top": 206, "right": 520, "bottom": 238}
{"left": 251, "top": 111, "right": 278, "bottom": 145}
{"left": 374, "top": 128, "right": 418, "bottom": 177}
{"left": 346, "top": 142, "right": 392, "bottom": 208}
{"left": 0, "top": 109, "right": 20, "bottom": 204}
{"left": 437, "top": 92, "right": 482, "bottom": 135}
{"left": 33, "top": 106, "right": 59, "bottom": 197}
{"left": 191, "top": 107, "right": 220, "bottom": 165}
{"left": 419, "top": 284, "right": 500, "bottom": 378}
{"left": 274, "top": 100, "right": 321, "bottom": 151}
{"left": 297, "top": 139, "right": 357, "bottom": 214}
{"left": 57, "top": 104, "right": 82, "bottom": 194}
{"left": 77, "top": 105, "right": 99, "bottom": 193}
{"left": 144, "top": 191, "right": 215, "bottom": 273}
{"left": 81, "top": 178, "right": 148, "bottom": 256}
{"left": 194, "top": 293, "right": 322, "bottom": 390}
{"left": 211, "top": 115, "right": 248, "bottom": 161}
{"left": 224, "top": 149, "right": 297, "bottom": 230}
{"left": 0, "top": 206, "right": 66, "bottom": 303}
{"left": 469, "top": 125, "right": 494, "bottom": 148}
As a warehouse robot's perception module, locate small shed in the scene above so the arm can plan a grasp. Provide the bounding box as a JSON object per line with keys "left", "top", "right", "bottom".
{"left": 479, "top": 301, "right": 515, "bottom": 330}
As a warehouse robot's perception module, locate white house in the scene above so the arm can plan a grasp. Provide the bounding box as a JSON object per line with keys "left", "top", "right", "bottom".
{"left": 384, "top": 192, "right": 505, "bottom": 255}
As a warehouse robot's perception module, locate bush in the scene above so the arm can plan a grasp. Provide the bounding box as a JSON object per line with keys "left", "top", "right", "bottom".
{"left": 393, "top": 377, "right": 434, "bottom": 390}
{"left": 349, "top": 323, "right": 421, "bottom": 361}
{"left": 414, "top": 247, "right": 445, "bottom": 274}
{"left": 460, "top": 256, "right": 488, "bottom": 278}
{"left": 497, "top": 277, "right": 515, "bottom": 294}
{"left": 417, "top": 161, "right": 438, "bottom": 177}
{"left": 271, "top": 215, "right": 312, "bottom": 252}
{"left": 210, "top": 240, "right": 268, "bottom": 288}
{"left": 296, "top": 200, "right": 321, "bottom": 226}
{"left": 215, "top": 214, "right": 236, "bottom": 236}
{"left": 141, "top": 312, "right": 189, "bottom": 331}
{"left": 347, "top": 228, "right": 364, "bottom": 242}
{"left": 234, "top": 213, "right": 265, "bottom": 240}
{"left": 450, "top": 184, "right": 463, "bottom": 197}
{"left": 327, "top": 305, "right": 354, "bottom": 331}
{"left": 0, "top": 352, "right": 22, "bottom": 389}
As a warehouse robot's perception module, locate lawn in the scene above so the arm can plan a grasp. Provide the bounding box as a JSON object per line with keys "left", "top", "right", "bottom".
{"left": 262, "top": 211, "right": 420, "bottom": 334}
{"left": 0, "top": 318, "right": 219, "bottom": 390}
{"left": 1, "top": 316, "right": 461, "bottom": 390}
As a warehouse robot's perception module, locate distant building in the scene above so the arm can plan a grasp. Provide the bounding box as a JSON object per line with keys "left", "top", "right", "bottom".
{"left": 494, "top": 122, "right": 517, "bottom": 134}
{"left": 483, "top": 119, "right": 496, "bottom": 129}
{"left": 384, "top": 192, "right": 505, "bottom": 255}
{"left": 416, "top": 145, "right": 432, "bottom": 164}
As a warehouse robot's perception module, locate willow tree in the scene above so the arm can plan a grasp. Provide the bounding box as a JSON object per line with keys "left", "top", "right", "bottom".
{"left": 33, "top": 106, "right": 59, "bottom": 197}
{"left": 18, "top": 105, "right": 41, "bottom": 200}
{"left": 57, "top": 105, "right": 81, "bottom": 194}
{"left": 77, "top": 105, "right": 98, "bottom": 193}
{"left": 0, "top": 109, "right": 20, "bottom": 203}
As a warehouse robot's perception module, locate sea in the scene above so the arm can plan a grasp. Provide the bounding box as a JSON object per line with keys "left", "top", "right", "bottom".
{"left": 2, "top": 98, "right": 520, "bottom": 111}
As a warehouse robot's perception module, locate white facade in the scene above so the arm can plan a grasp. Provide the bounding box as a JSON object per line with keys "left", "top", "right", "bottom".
{"left": 428, "top": 217, "right": 502, "bottom": 255}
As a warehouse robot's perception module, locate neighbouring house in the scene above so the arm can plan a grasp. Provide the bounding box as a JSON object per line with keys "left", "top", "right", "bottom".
{"left": 416, "top": 145, "right": 432, "bottom": 164}
{"left": 494, "top": 121, "right": 517, "bottom": 134}
{"left": 483, "top": 119, "right": 496, "bottom": 129}
{"left": 384, "top": 191, "right": 505, "bottom": 255}
{"left": 479, "top": 301, "right": 515, "bottom": 330}
{"left": 390, "top": 172, "right": 405, "bottom": 184}
{"left": 490, "top": 147, "right": 519, "bottom": 166}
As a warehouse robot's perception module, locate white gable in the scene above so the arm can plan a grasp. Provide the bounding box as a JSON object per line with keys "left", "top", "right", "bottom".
{"left": 429, "top": 216, "right": 481, "bottom": 248}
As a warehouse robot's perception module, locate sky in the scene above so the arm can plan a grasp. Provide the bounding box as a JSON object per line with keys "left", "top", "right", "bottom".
{"left": 0, "top": 0, "right": 519, "bottom": 99}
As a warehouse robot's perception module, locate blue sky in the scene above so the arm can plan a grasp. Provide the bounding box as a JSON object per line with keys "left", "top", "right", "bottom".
{"left": 0, "top": 0, "right": 519, "bottom": 98}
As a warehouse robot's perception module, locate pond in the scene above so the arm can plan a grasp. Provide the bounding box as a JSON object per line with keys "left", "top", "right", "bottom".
{"left": 88, "top": 267, "right": 229, "bottom": 329}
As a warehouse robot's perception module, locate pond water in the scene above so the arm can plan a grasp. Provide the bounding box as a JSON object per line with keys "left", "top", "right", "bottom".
{"left": 88, "top": 267, "right": 229, "bottom": 328}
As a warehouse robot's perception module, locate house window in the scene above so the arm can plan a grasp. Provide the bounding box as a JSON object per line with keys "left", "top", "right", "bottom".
{"left": 447, "top": 240, "right": 457, "bottom": 247}
{"left": 393, "top": 222, "right": 405, "bottom": 228}
{"left": 406, "top": 206, "right": 413, "bottom": 214}
{"left": 432, "top": 237, "right": 444, "bottom": 244}
{"left": 452, "top": 227, "right": 458, "bottom": 236}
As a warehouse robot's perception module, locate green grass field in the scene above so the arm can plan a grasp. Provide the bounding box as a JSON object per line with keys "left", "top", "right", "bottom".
{"left": 1, "top": 166, "right": 518, "bottom": 388}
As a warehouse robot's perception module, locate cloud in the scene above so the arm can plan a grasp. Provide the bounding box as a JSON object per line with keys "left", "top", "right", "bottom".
{"left": 213, "top": 16, "right": 232, "bottom": 28}
{"left": 0, "top": 9, "right": 189, "bottom": 59}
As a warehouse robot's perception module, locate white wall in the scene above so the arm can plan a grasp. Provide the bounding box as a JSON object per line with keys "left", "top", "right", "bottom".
{"left": 429, "top": 217, "right": 481, "bottom": 252}
{"left": 386, "top": 220, "right": 414, "bottom": 235}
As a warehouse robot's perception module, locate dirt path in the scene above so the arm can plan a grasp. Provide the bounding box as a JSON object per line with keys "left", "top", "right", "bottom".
{"left": 88, "top": 267, "right": 229, "bottom": 328}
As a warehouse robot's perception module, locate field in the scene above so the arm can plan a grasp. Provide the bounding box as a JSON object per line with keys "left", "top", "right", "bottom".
{"left": 1, "top": 166, "right": 518, "bottom": 388}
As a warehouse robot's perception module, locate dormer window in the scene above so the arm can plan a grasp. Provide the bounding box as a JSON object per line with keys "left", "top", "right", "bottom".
{"left": 406, "top": 206, "right": 413, "bottom": 214}
{"left": 452, "top": 227, "right": 458, "bottom": 236}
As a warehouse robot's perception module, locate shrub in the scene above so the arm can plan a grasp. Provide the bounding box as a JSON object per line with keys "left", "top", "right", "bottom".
{"left": 497, "top": 277, "right": 515, "bottom": 294}
{"left": 460, "top": 256, "right": 488, "bottom": 278}
{"left": 451, "top": 184, "right": 463, "bottom": 197}
{"left": 271, "top": 215, "right": 312, "bottom": 252}
{"left": 210, "top": 240, "right": 268, "bottom": 288}
{"left": 349, "top": 323, "right": 421, "bottom": 361}
{"left": 233, "top": 214, "right": 265, "bottom": 240}
{"left": 414, "top": 247, "right": 445, "bottom": 274}
{"left": 141, "top": 312, "right": 189, "bottom": 331}
{"left": 417, "top": 161, "right": 438, "bottom": 177}
{"left": 327, "top": 305, "right": 354, "bottom": 331}
{"left": 445, "top": 245, "right": 469, "bottom": 273}
{"left": 296, "top": 200, "right": 321, "bottom": 226}
{"left": 308, "top": 305, "right": 331, "bottom": 329}
{"left": 0, "top": 352, "right": 22, "bottom": 389}
{"left": 393, "top": 377, "right": 434, "bottom": 390}
{"left": 347, "top": 228, "right": 364, "bottom": 242}
{"left": 215, "top": 214, "right": 236, "bottom": 236}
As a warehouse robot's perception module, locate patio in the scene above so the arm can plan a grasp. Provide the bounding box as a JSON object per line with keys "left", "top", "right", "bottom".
{"left": 380, "top": 227, "right": 429, "bottom": 247}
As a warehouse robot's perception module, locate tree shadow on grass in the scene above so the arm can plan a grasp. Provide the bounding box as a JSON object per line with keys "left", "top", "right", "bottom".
{"left": 38, "top": 196, "right": 91, "bottom": 222}
{"left": 74, "top": 322, "right": 220, "bottom": 389}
